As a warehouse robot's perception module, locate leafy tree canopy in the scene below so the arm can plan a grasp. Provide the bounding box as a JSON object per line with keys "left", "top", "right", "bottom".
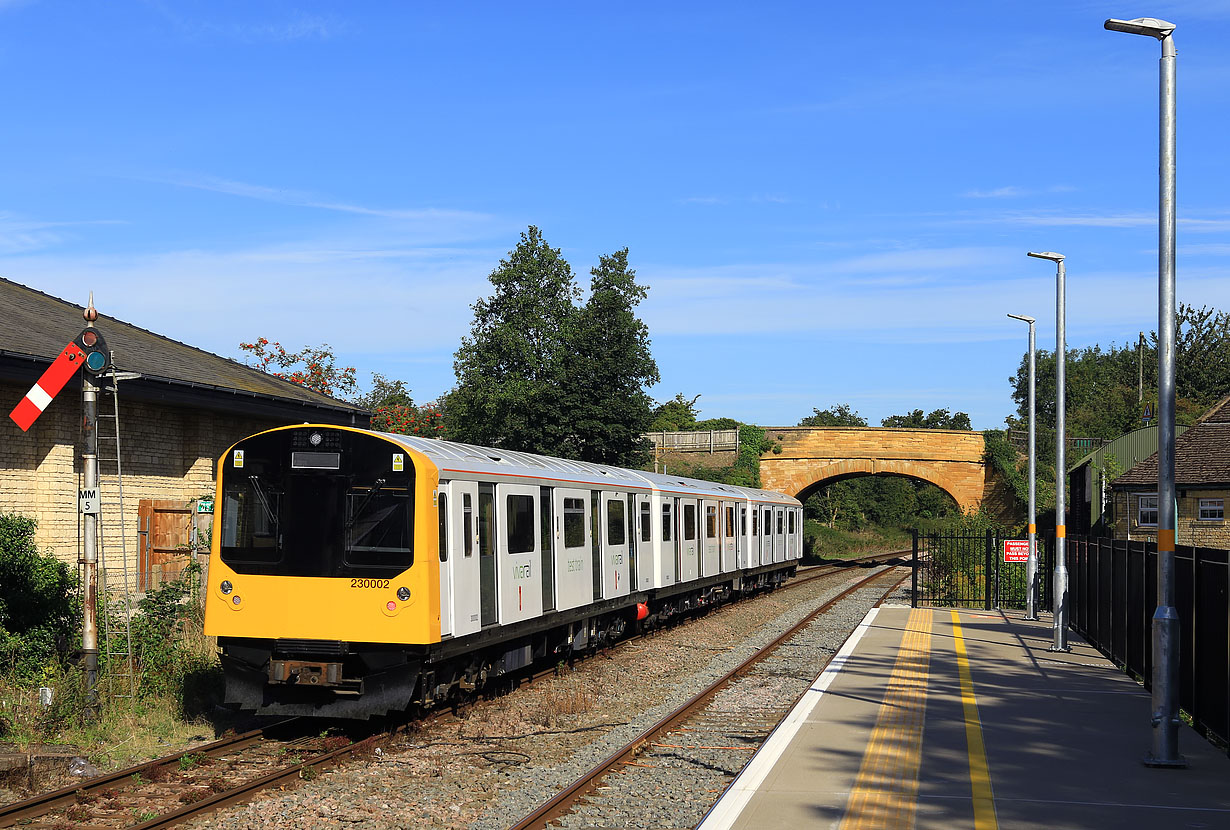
{"left": 562, "top": 247, "right": 660, "bottom": 465}
{"left": 649, "top": 394, "right": 701, "bottom": 432}
{"left": 238, "top": 338, "right": 358, "bottom": 400}
{"left": 881, "top": 408, "right": 972, "bottom": 430}
{"left": 799, "top": 404, "right": 868, "bottom": 427}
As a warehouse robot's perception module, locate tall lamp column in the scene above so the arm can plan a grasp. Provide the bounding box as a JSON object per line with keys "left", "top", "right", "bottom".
{"left": 1008, "top": 313, "right": 1038, "bottom": 620}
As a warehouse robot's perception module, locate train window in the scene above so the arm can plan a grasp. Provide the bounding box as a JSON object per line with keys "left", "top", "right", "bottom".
{"left": 607, "top": 499, "right": 626, "bottom": 546}
{"left": 661, "top": 503, "right": 673, "bottom": 543}
{"left": 789, "top": 510, "right": 796, "bottom": 534}
{"left": 506, "top": 495, "right": 535, "bottom": 554}
{"left": 463, "top": 493, "right": 474, "bottom": 557}
{"left": 438, "top": 493, "right": 448, "bottom": 563}
{"left": 220, "top": 482, "right": 283, "bottom": 564}
{"left": 344, "top": 484, "right": 413, "bottom": 569}
{"left": 683, "top": 503, "right": 696, "bottom": 541}
{"left": 563, "top": 498, "right": 586, "bottom": 548}
{"left": 752, "top": 508, "right": 758, "bottom": 537}
{"left": 740, "top": 506, "right": 747, "bottom": 536}
{"left": 705, "top": 505, "right": 717, "bottom": 538}
{"left": 777, "top": 511, "right": 784, "bottom": 534}
{"left": 725, "top": 506, "right": 735, "bottom": 538}
{"left": 640, "top": 502, "right": 651, "bottom": 543}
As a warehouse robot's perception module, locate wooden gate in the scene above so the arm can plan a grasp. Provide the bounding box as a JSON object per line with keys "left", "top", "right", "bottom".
{"left": 137, "top": 500, "right": 192, "bottom": 590}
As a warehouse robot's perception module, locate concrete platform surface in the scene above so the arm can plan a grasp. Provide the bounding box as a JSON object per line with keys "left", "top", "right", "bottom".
{"left": 698, "top": 606, "right": 1230, "bottom": 830}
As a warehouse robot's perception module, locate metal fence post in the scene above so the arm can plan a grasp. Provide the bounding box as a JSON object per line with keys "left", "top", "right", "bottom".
{"left": 985, "top": 528, "right": 994, "bottom": 611}
{"left": 911, "top": 529, "right": 919, "bottom": 607}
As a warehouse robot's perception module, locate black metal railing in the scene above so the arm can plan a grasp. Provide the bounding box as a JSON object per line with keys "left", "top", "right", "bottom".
{"left": 911, "top": 529, "right": 1052, "bottom": 610}
{"left": 1067, "top": 536, "right": 1230, "bottom": 752}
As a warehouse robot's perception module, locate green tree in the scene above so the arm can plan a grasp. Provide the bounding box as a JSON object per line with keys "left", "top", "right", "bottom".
{"left": 649, "top": 394, "right": 701, "bottom": 432}
{"left": 354, "top": 374, "right": 446, "bottom": 437}
{"left": 238, "top": 338, "right": 358, "bottom": 400}
{"left": 798, "top": 404, "right": 868, "bottom": 427}
{"left": 881, "top": 408, "right": 972, "bottom": 430}
{"left": 444, "top": 226, "right": 581, "bottom": 454}
{"left": 563, "top": 248, "right": 660, "bottom": 465}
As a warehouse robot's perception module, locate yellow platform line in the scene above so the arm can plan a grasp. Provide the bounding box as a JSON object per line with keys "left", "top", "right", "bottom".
{"left": 952, "top": 610, "right": 998, "bottom": 830}
{"left": 839, "top": 608, "right": 933, "bottom": 830}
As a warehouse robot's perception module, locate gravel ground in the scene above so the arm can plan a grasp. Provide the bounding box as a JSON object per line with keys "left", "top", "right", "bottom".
{"left": 184, "top": 566, "right": 907, "bottom": 830}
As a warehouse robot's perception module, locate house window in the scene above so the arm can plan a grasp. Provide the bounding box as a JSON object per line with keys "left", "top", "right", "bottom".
{"left": 1198, "top": 498, "right": 1224, "bottom": 522}
{"left": 1137, "top": 494, "right": 1159, "bottom": 527}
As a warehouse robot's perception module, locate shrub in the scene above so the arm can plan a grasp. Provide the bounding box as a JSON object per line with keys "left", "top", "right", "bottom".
{"left": 0, "top": 512, "right": 77, "bottom": 679}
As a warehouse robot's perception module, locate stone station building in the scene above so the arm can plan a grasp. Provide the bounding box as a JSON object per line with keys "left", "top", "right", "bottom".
{"left": 0, "top": 276, "right": 368, "bottom": 585}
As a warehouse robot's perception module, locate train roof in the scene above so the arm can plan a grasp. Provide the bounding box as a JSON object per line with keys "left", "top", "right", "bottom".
{"left": 378, "top": 433, "right": 799, "bottom": 506}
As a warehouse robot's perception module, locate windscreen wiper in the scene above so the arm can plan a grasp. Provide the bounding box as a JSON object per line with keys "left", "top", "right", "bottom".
{"left": 248, "top": 475, "right": 279, "bottom": 529}
{"left": 346, "top": 478, "right": 387, "bottom": 530}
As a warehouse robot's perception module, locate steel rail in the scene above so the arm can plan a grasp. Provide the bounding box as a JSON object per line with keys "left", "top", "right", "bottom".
{"left": 507, "top": 565, "right": 906, "bottom": 830}
{"left": 0, "top": 719, "right": 298, "bottom": 827}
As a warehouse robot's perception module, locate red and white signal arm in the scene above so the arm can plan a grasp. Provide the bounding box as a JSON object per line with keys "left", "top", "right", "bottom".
{"left": 8, "top": 328, "right": 111, "bottom": 432}
{"left": 1003, "top": 539, "right": 1030, "bottom": 563}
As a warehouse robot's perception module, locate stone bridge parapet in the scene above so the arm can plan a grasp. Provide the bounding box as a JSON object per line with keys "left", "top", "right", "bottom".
{"left": 759, "top": 426, "right": 993, "bottom": 513}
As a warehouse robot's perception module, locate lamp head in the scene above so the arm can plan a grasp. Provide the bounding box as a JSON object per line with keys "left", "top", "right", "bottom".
{"left": 1104, "top": 17, "right": 1175, "bottom": 39}
{"left": 1007, "top": 313, "right": 1036, "bottom": 324}
{"left": 1027, "top": 251, "right": 1065, "bottom": 263}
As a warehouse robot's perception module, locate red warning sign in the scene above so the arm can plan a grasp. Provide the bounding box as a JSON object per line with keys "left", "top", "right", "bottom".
{"left": 1003, "top": 539, "right": 1030, "bottom": 563}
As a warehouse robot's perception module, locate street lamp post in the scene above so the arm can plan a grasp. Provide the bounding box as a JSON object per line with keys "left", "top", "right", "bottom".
{"left": 1104, "top": 14, "right": 1185, "bottom": 769}
{"left": 1027, "top": 251, "right": 1069, "bottom": 651}
{"left": 1008, "top": 313, "right": 1038, "bottom": 620}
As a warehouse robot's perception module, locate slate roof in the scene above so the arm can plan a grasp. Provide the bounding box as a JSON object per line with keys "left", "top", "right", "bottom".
{"left": 1112, "top": 395, "right": 1230, "bottom": 487}
{"left": 0, "top": 276, "right": 365, "bottom": 417}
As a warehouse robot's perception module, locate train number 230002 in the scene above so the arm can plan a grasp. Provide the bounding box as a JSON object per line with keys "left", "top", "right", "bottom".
{"left": 350, "top": 579, "right": 391, "bottom": 589}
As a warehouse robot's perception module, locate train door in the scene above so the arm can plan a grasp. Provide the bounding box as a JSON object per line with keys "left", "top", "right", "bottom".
{"left": 448, "top": 481, "right": 480, "bottom": 637}
{"left": 600, "top": 491, "right": 630, "bottom": 599}
{"left": 775, "top": 507, "right": 787, "bottom": 563}
{"left": 437, "top": 488, "right": 452, "bottom": 637}
{"left": 701, "top": 499, "right": 720, "bottom": 576}
{"left": 737, "top": 504, "right": 748, "bottom": 569}
{"left": 497, "top": 483, "right": 542, "bottom": 625}
{"left": 540, "top": 487, "right": 555, "bottom": 613}
{"left": 678, "top": 498, "right": 699, "bottom": 581}
{"left": 553, "top": 488, "right": 592, "bottom": 612}
{"left": 636, "top": 494, "right": 654, "bottom": 591}
{"left": 478, "top": 483, "right": 497, "bottom": 628}
{"left": 787, "top": 508, "right": 799, "bottom": 560}
{"left": 757, "top": 506, "right": 767, "bottom": 565}
{"left": 720, "top": 501, "right": 736, "bottom": 572}
{"left": 658, "top": 496, "right": 676, "bottom": 586}
{"left": 748, "top": 503, "right": 759, "bottom": 569}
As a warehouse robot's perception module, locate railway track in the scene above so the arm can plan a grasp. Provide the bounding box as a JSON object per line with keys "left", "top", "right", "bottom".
{"left": 507, "top": 565, "right": 908, "bottom": 829}
{"left": 0, "top": 552, "right": 908, "bottom": 829}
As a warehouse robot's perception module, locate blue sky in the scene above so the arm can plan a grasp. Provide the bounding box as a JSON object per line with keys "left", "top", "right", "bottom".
{"left": 3, "top": 1, "right": 1229, "bottom": 430}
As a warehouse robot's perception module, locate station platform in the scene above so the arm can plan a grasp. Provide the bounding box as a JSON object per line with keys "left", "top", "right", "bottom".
{"left": 698, "top": 605, "right": 1230, "bottom": 830}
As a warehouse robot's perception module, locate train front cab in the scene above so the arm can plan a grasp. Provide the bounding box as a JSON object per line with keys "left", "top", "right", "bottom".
{"left": 204, "top": 425, "right": 442, "bottom": 716}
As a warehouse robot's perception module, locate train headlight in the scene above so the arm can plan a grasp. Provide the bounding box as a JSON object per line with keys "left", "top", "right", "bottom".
{"left": 309, "top": 431, "right": 323, "bottom": 446}
{"left": 232, "top": 595, "right": 242, "bottom": 606}
{"left": 220, "top": 580, "right": 233, "bottom": 595}
{"left": 396, "top": 587, "right": 410, "bottom": 601}
{"left": 386, "top": 601, "right": 397, "bottom": 611}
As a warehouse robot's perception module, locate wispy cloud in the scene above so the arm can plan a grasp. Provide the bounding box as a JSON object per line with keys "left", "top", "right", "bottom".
{"left": 155, "top": 173, "right": 496, "bottom": 226}
{"left": 0, "top": 213, "right": 125, "bottom": 255}
{"left": 962, "top": 185, "right": 1076, "bottom": 199}
{"left": 146, "top": 4, "right": 342, "bottom": 43}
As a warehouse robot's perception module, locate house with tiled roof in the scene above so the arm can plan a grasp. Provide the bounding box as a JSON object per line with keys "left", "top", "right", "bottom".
{"left": 1110, "top": 395, "right": 1230, "bottom": 547}
{"left": 1, "top": 276, "right": 369, "bottom": 582}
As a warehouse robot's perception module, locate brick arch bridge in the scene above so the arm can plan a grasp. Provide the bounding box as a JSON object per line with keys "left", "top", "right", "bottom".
{"left": 759, "top": 426, "right": 996, "bottom": 512}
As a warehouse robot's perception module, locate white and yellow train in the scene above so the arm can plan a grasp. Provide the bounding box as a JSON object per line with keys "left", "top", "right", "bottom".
{"left": 204, "top": 424, "right": 802, "bottom": 718}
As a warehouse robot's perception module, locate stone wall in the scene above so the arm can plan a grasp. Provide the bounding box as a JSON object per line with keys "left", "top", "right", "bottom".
{"left": 758, "top": 426, "right": 991, "bottom": 512}
{"left": 1111, "top": 487, "right": 1230, "bottom": 548}
{"left": 1, "top": 379, "right": 290, "bottom": 570}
